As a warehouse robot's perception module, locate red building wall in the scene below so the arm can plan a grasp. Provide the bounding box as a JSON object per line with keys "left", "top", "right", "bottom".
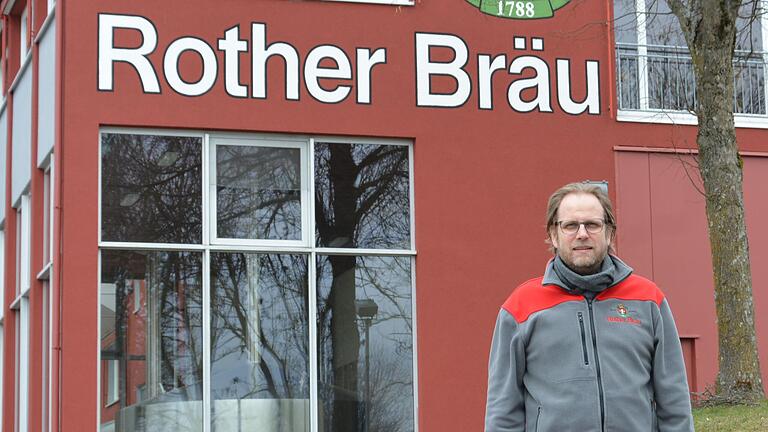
{"left": 0, "top": 0, "right": 765, "bottom": 431}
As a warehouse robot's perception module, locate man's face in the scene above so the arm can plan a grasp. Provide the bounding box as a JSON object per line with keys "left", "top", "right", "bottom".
{"left": 549, "top": 193, "right": 612, "bottom": 275}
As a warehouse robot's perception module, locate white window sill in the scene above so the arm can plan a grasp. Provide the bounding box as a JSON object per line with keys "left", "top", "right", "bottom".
{"left": 37, "top": 262, "right": 51, "bottom": 280}
{"left": 617, "top": 110, "right": 768, "bottom": 130}
{"left": 323, "top": 0, "right": 413, "bottom": 5}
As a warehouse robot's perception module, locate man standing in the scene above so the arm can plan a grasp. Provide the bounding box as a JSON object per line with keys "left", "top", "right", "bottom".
{"left": 484, "top": 183, "right": 693, "bottom": 431}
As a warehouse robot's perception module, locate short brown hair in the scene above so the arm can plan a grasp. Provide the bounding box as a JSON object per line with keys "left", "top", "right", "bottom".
{"left": 545, "top": 182, "right": 616, "bottom": 253}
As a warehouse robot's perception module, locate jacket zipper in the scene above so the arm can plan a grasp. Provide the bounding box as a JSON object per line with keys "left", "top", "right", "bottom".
{"left": 577, "top": 312, "right": 589, "bottom": 365}
{"left": 586, "top": 298, "right": 606, "bottom": 432}
{"left": 535, "top": 406, "right": 541, "bottom": 432}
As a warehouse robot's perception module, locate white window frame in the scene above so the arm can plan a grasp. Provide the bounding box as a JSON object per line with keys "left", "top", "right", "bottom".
{"left": 105, "top": 359, "right": 119, "bottom": 406}
{"left": 38, "top": 160, "right": 54, "bottom": 279}
{"left": 12, "top": 195, "right": 31, "bottom": 432}
{"left": 323, "top": 0, "right": 414, "bottom": 5}
{"left": 0, "top": 229, "right": 5, "bottom": 321}
{"left": 615, "top": 0, "right": 768, "bottom": 129}
{"left": 209, "top": 135, "right": 310, "bottom": 248}
{"left": 47, "top": 0, "right": 55, "bottom": 14}
{"left": 97, "top": 128, "right": 418, "bottom": 432}
{"left": 19, "top": 6, "right": 28, "bottom": 61}
{"left": 14, "top": 196, "right": 30, "bottom": 301}
{"left": 14, "top": 298, "right": 29, "bottom": 432}
{"left": 41, "top": 281, "right": 51, "bottom": 432}
{"left": 0, "top": 323, "right": 4, "bottom": 431}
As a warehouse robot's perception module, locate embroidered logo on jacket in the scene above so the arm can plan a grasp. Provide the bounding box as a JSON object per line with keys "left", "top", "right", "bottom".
{"left": 607, "top": 303, "right": 642, "bottom": 325}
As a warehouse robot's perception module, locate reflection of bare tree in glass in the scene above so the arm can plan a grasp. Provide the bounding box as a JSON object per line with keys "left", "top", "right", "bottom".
{"left": 314, "top": 143, "right": 410, "bottom": 432}
{"left": 151, "top": 253, "right": 204, "bottom": 398}
{"left": 216, "top": 146, "right": 302, "bottom": 240}
{"left": 366, "top": 345, "right": 412, "bottom": 432}
{"left": 209, "top": 253, "right": 309, "bottom": 424}
{"left": 101, "top": 134, "right": 202, "bottom": 243}
{"left": 316, "top": 256, "right": 413, "bottom": 432}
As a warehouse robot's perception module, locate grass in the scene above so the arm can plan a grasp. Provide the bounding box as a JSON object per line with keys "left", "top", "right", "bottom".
{"left": 693, "top": 400, "right": 768, "bottom": 432}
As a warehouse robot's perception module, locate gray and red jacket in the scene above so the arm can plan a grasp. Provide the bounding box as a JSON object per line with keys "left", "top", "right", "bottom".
{"left": 484, "top": 267, "right": 693, "bottom": 431}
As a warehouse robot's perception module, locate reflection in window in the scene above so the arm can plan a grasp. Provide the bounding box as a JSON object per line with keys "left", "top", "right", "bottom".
{"left": 614, "top": 0, "right": 766, "bottom": 114}
{"left": 100, "top": 250, "right": 203, "bottom": 432}
{"left": 315, "top": 143, "right": 410, "bottom": 249}
{"left": 317, "top": 255, "right": 414, "bottom": 432}
{"left": 216, "top": 145, "right": 302, "bottom": 241}
{"left": 210, "top": 253, "right": 310, "bottom": 431}
{"left": 101, "top": 134, "right": 202, "bottom": 244}
{"left": 99, "top": 131, "right": 416, "bottom": 431}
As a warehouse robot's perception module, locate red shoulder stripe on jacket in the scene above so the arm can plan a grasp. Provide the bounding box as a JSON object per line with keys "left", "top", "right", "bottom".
{"left": 502, "top": 277, "right": 583, "bottom": 323}
{"left": 596, "top": 274, "right": 665, "bottom": 305}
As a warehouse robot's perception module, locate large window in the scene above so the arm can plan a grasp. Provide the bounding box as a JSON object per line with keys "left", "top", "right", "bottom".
{"left": 614, "top": 0, "right": 767, "bottom": 117}
{"left": 99, "top": 131, "right": 416, "bottom": 432}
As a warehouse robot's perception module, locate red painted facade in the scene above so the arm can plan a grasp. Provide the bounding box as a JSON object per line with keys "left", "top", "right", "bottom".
{"left": 0, "top": 1, "right": 766, "bottom": 431}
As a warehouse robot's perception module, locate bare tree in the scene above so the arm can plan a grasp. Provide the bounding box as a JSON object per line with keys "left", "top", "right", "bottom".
{"left": 662, "top": 0, "right": 764, "bottom": 404}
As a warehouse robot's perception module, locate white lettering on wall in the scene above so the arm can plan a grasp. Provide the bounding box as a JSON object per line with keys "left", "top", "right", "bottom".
{"left": 98, "top": 14, "right": 160, "bottom": 93}
{"left": 415, "top": 32, "right": 471, "bottom": 108}
{"left": 95, "top": 15, "right": 602, "bottom": 115}
{"left": 305, "top": 46, "right": 353, "bottom": 104}
{"left": 251, "top": 22, "right": 300, "bottom": 100}
{"left": 218, "top": 26, "right": 249, "bottom": 98}
{"left": 556, "top": 58, "right": 600, "bottom": 115}
{"left": 478, "top": 54, "right": 507, "bottom": 110}
{"left": 508, "top": 56, "right": 552, "bottom": 113}
{"left": 356, "top": 48, "right": 387, "bottom": 104}
{"left": 163, "top": 37, "right": 218, "bottom": 96}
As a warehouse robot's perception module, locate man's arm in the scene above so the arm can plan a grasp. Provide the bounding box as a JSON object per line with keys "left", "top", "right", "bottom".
{"left": 484, "top": 309, "right": 526, "bottom": 432}
{"left": 652, "top": 298, "right": 694, "bottom": 432}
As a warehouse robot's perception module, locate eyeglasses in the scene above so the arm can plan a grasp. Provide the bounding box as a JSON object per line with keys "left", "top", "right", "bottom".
{"left": 556, "top": 219, "right": 607, "bottom": 235}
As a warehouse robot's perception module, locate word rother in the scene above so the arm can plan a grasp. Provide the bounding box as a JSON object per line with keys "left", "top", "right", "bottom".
{"left": 98, "top": 14, "right": 387, "bottom": 104}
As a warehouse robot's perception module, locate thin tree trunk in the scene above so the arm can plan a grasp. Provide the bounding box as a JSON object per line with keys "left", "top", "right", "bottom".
{"left": 683, "top": 0, "right": 764, "bottom": 403}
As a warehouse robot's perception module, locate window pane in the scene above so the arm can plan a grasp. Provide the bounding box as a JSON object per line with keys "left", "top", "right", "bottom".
{"left": 735, "top": 2, "right": 762, "bottom": 52}
{"left": 216, "top": 145, "right": 302, "bottom": 241}
{"left": 210, "top": 253, "right": 309, "bottom": 431}
{"left": 315, "top": 143, "right": 410, "bottom": 249}
{"left": 100, "top": 250, "right": 203, "bottom": 432}
{"left": 613, "top": 0, "right": 638, "bottom": 44}
{"left": 317, "top": 255, "right": 414, "bottom": 432}
{"left": 645, "top": 0, "right": 686, "bottom": 47}
{"left": 647, "top": 48, "right": 696, "bottom": 111}
{"left": 43, "top": 169, "right": 51, "bottom": 264}
{"left": 616, "top": 46, "right": 640, "bottom": 110}
{"left": 101, "top": 134, "right": 202, "bottom": 244}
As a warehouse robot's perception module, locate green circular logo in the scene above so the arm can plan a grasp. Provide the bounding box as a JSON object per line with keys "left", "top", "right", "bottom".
{"left": 465, "top": 0, "right": 571, "bottom": 19}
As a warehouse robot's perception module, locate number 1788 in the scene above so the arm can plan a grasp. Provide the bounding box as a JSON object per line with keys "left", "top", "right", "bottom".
{"left": 497, "top": 1, "right": 535, "bottom": 17}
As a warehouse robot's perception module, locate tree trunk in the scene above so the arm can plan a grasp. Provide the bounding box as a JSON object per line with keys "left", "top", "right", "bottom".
{"left": 327, "top": 145, "right": 362, "bottom": 430}
{"left": 687, "top": 1, "right": 764, "bottom": 403}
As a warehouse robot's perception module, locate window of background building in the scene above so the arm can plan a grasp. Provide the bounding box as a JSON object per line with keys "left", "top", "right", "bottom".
{"left": 0, "top": 229, "right": 4, "bottom": 432}
{"left": 98, "top": 131, "right": 416, "bottom": 432}
{"left": 614, "top": 0, "right": 766, "bottom": 115}
{"left": 42, "top": 164, "right": 53, "bottom": 269}
{"left": 12, "top": 195, "right": 31, "bottom": 432}
{"left": 19, "top": 5, "right": 28, "bottom": 61}
{"left": 39, "top": 159, "right": 54, "bottom": 432}
{"left": 1, "top": 229, "right": 4, "bottom": 319}
{"left": 0, "top": 322, "right": 4, "bottom": 430}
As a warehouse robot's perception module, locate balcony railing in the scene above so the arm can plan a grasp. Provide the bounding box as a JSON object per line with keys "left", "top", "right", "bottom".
{"left": 616, "top": 42, "right": 767, "bottom": 115}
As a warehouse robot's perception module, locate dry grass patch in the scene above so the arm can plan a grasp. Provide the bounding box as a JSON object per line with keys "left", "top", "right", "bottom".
{"left": 693, "top": 400, "right": 768, "bottom": 432}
